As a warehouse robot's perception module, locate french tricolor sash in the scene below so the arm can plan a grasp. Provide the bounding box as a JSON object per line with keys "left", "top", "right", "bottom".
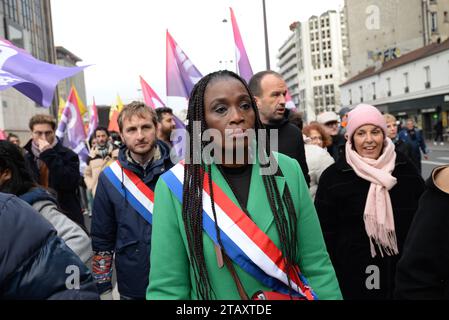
{"left": 103, "top": 160, "right": 154, "bottom": 225}
{"left": 161, "top": 162, "right": 318, "bottom": 300}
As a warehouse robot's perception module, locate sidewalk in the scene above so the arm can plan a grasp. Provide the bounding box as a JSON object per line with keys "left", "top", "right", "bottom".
{"left": 426, "top": 140, "right": 449, "bottom": 152}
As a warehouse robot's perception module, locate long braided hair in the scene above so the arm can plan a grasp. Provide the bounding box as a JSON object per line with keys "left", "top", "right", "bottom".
{"left": 0, "top": 141, "right": 36, "bottom": 195}
{"left": 182, "top": 70, "right": 299, "bottom": 299}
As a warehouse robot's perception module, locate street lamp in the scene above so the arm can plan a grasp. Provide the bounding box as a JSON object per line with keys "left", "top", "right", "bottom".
{"left": 262, "top": 0, "right": 271, "bottom": 70}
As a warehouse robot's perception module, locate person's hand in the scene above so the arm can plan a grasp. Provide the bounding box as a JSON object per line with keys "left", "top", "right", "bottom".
{"left": 423, "top": 154, "right": 429, "bottom": 160}
{"left": 37, "top": 139, "right": 51, "bottom": 152}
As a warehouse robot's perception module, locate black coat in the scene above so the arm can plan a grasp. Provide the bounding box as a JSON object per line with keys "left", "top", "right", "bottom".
{"left": 264, "top": 119, "right": 311, "bottom": 187}
{"left": 0, "top": 193, "right": 98, "bottom": 300}
{"left": 24, "top": 140, "right": 83, "bottom": 227}
{"left": 315, "top": 152, "right": 425, "bottom": 300}
{"left": 395, "top": 166, "right": 449, "bottom": 299}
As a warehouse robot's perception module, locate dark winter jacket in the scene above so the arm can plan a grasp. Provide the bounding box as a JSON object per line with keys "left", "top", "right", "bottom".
{"left": 0, "top": 193, "right": 98, "bottom": 300}
{"left": 315, "top": 152, "right": 425, "bottom": 300}
{"left": 91, "top": 140, "right": 173, "bottom": 299}
{"left": 263, "top": 118, "right": 311, "bottom": 187}
{"left": 327, "top": 134, "right": 346, "bottom": 163}
{"left": 24, "top": 140, "right": 84, "bottom": 228}
{"left": 395, "top": 165, "right": 449, "bottom": 299}
{"left": 393, "top": 138, "right": 414, "bottom": 166}
{"left": 398, "top": 128, "right": 428, "bottom": 173}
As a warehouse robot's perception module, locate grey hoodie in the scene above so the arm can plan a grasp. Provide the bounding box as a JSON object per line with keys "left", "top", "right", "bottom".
{"left": 20, "top": 188, "right": 92, "bottom": 266}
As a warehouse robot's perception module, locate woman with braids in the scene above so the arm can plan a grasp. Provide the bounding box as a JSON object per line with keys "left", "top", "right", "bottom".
{"left": 147, "top": 71, "right": 341, "bottom": 300}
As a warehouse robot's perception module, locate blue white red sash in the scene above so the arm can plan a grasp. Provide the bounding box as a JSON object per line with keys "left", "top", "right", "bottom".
{"left": 161, "top": 162, "right": 318, "bottom": 300}
{"left": 103, "top": 160, "right": 154, "bottom": 225}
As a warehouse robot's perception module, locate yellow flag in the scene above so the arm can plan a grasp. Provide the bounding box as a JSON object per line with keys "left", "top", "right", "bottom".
{"left": 117, "top": 95, "right": 124, "bottom": 112}
{"left": 58, "top": 97, "right": 66, "bottom": 121}
{"left": 72, "top": 85, "right": 87, "bottom": 116}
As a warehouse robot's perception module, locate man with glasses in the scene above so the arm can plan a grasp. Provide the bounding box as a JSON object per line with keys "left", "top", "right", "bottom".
{"left": 24, "top": 114, "right": 84, "bottom": 228}
{"left": 317, "top": 111, "right": 346, "bottom": 162}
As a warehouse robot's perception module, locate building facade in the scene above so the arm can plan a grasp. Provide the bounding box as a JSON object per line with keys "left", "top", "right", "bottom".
{"left": 340, "top": 38, "right": 449, "bottom": 140}
{"left": 345, "top": 0, "right": 449, "bottom": 77}
{"left": 278, "top": 10, "right": 349, "bottom": 123}
{"left": 0, "top": 0, "right": 56, "bottom": 144}
{"left": 56, "top": 46, "right": 86, "bottom": 104}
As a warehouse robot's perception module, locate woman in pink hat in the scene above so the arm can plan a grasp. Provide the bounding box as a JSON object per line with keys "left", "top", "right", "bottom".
{"left": 315, "top": 104, "right": 425, "bottom": 300}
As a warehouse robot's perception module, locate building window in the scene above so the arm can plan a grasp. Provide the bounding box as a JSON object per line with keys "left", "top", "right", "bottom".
{"left": 359, "top": 86, "right": 364, "bottom": 102}
{"left": 431, "top": 12, "right": 438, "bottom": 33}
{"left": 444, "top": 11, "right": 449, "bottom": 23}
{"left": 4, "top": 0, "right": 19, "bottom": 22}
{"left": 372, "top": 82, "right": 376, "bottom": 100}
{"left": 349, "top": 89, "right": 353, "bottom": 105}
{"left": 424, "top": 66, "right": 431, "bottom": 88}
{"left": 404, "top": 72, "right": 409, "bottom": 93}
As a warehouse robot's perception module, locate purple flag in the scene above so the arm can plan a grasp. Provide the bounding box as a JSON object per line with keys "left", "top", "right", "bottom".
{"left": 87, "top": 98, "right": 98, "bottom": 139}
{"left": 166, "top": 31, "right": 202, "bottom": 99}
{"left": 56, "top": 88, "right": 89, "bottom": 175}
{"left": 0, "top": 38, "right": 87, "bottom": 107}
{"left": 230, "top": 8, "right": 254, "bottom": 83}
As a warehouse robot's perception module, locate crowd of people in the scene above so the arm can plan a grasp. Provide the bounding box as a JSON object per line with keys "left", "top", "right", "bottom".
{"left": 0, "top": 70, "right": 448, "bottom": 300}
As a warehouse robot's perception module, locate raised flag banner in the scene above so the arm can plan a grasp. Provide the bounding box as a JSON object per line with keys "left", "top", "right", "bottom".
{"left": 140, "top": 76, "right": 166, "bottom": 109}
{"left": 58, "top": 97, "right": 66, "bottom": 121}
{"left": 166, "top": 31, "right": 202, "bottom": 100}
{"left": 73, "top": 86, "right": 87, "bottom": 116}
{"left": 56, "top": 88, "right": 89, "bottom": 174}
{"left": 140, "top": 75, "right": 186, "bottom": 160}
{"left": 286, "top": 90, "right": 297, "bottom": 111}
{"left": 87, "top": 98, "right": 98, "bottom": 139}
{"left": 230, "top": 8, "right": 254, "bottom": 83}
{"left": 0, "top": 38, "right": 88, "bottom": 107}
{"left": 108, "top": 95, "right": 124, "bottom": 133}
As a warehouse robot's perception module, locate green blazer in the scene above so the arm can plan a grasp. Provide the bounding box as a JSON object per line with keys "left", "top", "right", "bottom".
{"left": 147, "top": 153, "right": 342, "bottom": 300}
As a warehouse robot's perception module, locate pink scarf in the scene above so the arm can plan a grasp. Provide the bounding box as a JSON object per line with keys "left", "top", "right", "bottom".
{"left": 345, "top": 139, "right": 398, "bottom": 258}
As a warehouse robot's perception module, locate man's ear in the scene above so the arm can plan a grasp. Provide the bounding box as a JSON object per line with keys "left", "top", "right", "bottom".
{"left": 0, "top": 169, "right": 12, "bottom": 182}
{"left": 254, "top": 96, "right": 261, "bottom": 109}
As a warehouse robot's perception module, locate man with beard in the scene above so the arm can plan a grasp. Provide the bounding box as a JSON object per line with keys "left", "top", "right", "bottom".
{"left": 84, "top": 127, "right": 119, "bottom": 197}
{"left": 155, "top": 107, "right": 176, "bottom": 148}
{"left": 249, "top": 71, "right": 310, "bottom": 186}
{"left": 91, "top": 102, "right": 173, "bottom": 300}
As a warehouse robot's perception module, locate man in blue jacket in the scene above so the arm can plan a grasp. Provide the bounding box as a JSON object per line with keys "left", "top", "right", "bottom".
{"left": 91, "top": 101, "right": 173, "bottom": 300}
{"left": 399, "top": 118, "right": 429, "bottom": 174}
{"left": 0, "top": 193, "right": 98, "bottom": 300}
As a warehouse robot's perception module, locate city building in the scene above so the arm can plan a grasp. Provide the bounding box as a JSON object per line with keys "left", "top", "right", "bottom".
{"left": 0, "top": 0, "right": 56, "bottom": 144}
{"left": 340, "top": 38, "right": 449, "bottom": 139}
{"left": 345, "top": 0, "right": 449, "bottom": 77}
{"left": 278, "top": 10, "right": 349, "bottom": 123}
{"left": 56, "top": 46, "right": 86, "bottom": 104}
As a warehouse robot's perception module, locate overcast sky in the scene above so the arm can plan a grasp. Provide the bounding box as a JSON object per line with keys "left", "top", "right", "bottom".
{"left": 51, "top": 0, "right": 344, "bottom": 106}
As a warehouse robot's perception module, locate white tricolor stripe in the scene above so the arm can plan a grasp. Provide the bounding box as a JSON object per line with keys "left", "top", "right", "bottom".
{"left": 109, "top": 161, "right": 154, "bottom": 214}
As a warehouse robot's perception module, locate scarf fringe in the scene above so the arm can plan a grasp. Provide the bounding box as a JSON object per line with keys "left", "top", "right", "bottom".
{"left": 364, "top": 215, "right": 399, "bottom": 258}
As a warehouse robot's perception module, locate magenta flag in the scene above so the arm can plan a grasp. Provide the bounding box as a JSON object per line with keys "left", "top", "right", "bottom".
{"left": 140, "top": 75, "right": 186, "bottom": 160}
{"left": 0, "top": 38, "right": 88, "bottom": 107}
{"left": 166, "top": 31, "right": 202, "bottom": 99}
{"left": 87, "top": 98, "right": 99, "bottom": 139}
{"left": 140, "top": 76, "right": 167, "bottom": 109}
{"left": 230, "top": 8, "right": 253, "bottom": 83}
